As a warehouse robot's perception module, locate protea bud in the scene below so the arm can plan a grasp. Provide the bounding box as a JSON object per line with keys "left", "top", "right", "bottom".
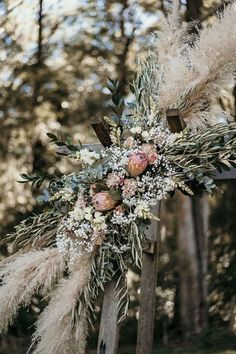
{"left": 127, "top": 152, "right": 149, "bottom": 177}
{"left": 92, "top": 192, "right": 118, "bottom": 211}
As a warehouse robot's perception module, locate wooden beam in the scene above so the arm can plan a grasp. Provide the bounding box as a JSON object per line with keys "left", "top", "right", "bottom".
{"left": 97, "top": 280, "right": 120, "bottom": 354}
{"left": 212, "top": 169, "right": 236, "bottom": 181}
{"left": 166, "top": 109, "right": 186, "bottom": 133}
{"left": 90, "top": 117, "right": 112, "bottom": 147}
{"left": 136, "top": 203, "right": 161, "bottom": 354}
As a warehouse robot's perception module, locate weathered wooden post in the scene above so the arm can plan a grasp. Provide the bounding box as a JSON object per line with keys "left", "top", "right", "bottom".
{"left": 89, "top": 118, "right": 121, "bottom": 354}
{"left": 136, "top": 204, "right": 161, "bottom": 354}
{"left": 136, "top": 110, "right": 186, "bottom": 354}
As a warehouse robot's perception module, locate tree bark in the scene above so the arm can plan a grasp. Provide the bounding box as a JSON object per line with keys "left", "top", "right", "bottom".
{"left": 185, "top": 0, "right": 203, "bottom": 21}
{"left": 177, "top": 193, "right": 209, "bottom": 337}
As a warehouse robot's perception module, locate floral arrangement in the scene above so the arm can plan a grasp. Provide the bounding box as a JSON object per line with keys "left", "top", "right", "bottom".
{"left": 1, "top": 3, "right": 236, "bottom": 354}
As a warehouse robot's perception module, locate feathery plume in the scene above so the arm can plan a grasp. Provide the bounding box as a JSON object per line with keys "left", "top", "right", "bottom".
{"left": 0, "top": 248, "right": 65, "bottom": 333}
{"left": 158, "top": 2, "right": 236, "bottom": 127}
{"left": 30, "top": 253, "right": 92, "bottom": 354}
{"left": 136, "top": 2, "right": 236, "bottom": 127}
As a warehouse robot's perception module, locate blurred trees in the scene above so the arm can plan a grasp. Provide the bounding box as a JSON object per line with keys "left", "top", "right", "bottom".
{"left": 0, "top": 0, "right": 236, "bottom": 352}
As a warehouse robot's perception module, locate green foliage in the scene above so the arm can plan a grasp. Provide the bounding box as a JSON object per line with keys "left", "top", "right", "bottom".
{"left": 0, "top": 211, "right": 62, "bottom": 250}
{"left": 19, "top": 172, "right": 57, "bottom": 189}
{"left": 107, "top": 78, "right": 125, "bottom": 126}
{"left": 47, "top": 132, "right": 82, "bottom": 155}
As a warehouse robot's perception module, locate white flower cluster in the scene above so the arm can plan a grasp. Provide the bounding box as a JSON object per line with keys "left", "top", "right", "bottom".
{"left": 103, "top": 146, "right": 133, "bottom": 176}
{"left": 56, "top": 197, "right": 107, "bottom": 265}
{"left": 130, "top": 123, "right": 170, "bottom": 147}
{"left": 51, "top": 186, "right": 74, "bottom": 202}
{"left": 75, "top": 148, "right": 100, "bottom": 166}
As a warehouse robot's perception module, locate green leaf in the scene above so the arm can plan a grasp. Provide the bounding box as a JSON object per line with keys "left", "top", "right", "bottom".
{"left": 108, "top": 189, "right": 122, "bottom": 201}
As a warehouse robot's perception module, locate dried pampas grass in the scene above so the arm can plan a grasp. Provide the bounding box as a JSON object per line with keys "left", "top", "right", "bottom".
{"left": 30, "top": 253, "right": 92, "bottom": 354}
{"left": 0, "top": 248, "right": 65, "bottom": 333}
{"left": 137, "top": 1, "right": 236, "bottom": 128}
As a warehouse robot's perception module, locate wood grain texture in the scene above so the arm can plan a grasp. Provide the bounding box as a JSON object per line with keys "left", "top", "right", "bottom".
{"left": 166, "top": 109, "right": 186, "bottom": 133}
{"left": 212, "top": 169, "right": 236, "bottom": 181}
{"left": 136, "top": 203, "right": 161, "bottom": 354}
{"left": 97, "top": 280, "right": 120, "bottom": 354}
{"left": 90, "top": 117, "right": 112, "bottom": 147}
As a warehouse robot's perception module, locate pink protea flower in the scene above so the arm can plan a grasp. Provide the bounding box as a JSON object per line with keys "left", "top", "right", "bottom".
{"left": 122, "top": 178, "right": 138, "bottom": 197}
{"left": 127, "top": 152, "right": 149, "bottom": 177}
{"left": 106, "top": 173, "right": 124, "bottom": 189}
{"left": 148, "top": 152, "right": 158, "bottom": 164}
{"left": 92, "top": 192, "right": 118, "bottom": 211}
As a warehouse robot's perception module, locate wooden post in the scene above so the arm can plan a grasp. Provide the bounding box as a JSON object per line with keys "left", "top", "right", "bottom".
{"left": 97, "top": 281, "right": 120, "bottom": 354}
{"left": 90, "top": 117, "right": 112, "bottom": 147}
{"left": 91, "top": 120, "right": 120, "bottom": 354}
{"left": 136, "top": 203, "right": 161, "bottom": 354}
{"left": 166, "top": 109, "right": 186, "bottom": 132}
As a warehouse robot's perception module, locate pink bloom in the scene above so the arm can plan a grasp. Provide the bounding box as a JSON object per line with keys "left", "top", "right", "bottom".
{"left": 141, "top": 143, "right": 156, "bottom": 155}
{"left": 106, "top": 173, "right": 124, "bottom": 189}
{"left": 122, "top": 178, "right": 138, "bottom": 197}
{"left": 148, "top": 152, "right": 158, "bottom": 164}
{"left": 93, "top": 230, "right": 106, "bottom": 246}
{"left": 89, "top": 183, "right": 97, "bottom": 195}
{"left": 123, "top": 136, "right": 135, "bottom": 148}
{"left": 127, "top": 152, "right": 149, "bottom": 177}
{"left": 92, "top": 192, "right": 118, "bottom": 211}
{"left": 114, "top": 205, "right": 125, "bottom": 215}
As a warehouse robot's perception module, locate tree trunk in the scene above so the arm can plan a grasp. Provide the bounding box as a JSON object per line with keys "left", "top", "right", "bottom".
{"left": 185, "top": 0, "right": 203, "bottom": 21}
{"left": 177, "top": 193, "right": 208, "bottom": 338}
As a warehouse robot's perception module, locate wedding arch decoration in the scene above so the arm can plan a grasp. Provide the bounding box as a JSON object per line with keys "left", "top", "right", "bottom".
{"left": 0, "top": 3, "right": 236, "bottom": 354}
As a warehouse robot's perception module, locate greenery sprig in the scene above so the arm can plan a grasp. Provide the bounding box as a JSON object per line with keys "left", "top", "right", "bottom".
{"left": 47, "top": 132, "right": 82, "bottom": 155}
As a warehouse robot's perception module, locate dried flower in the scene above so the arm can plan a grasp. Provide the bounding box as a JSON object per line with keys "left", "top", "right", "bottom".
{"left": 127, "top": 152, "right": 149, "bottom": 177}
{"left": 92, "top": 192, "right": 118, "bottom": 211}
{"left": 106, "top": 173, "right": 124, "bottom": 188}
{"left": 148, "top": 152, "right": 158, "bottom": 164}
{"left": 78, "top": 148, "right": 100, "bottom": 166}
{"left": 89, "top": 183, "right": 97, "bottom": 195}
{"left": 122, "top": 178, "right": 138, "bottom": 197}
{"left": 141, "top": 143, "right": 156, "bottom": 154}
{"left": 134, "top": 201, "right": 151, "bottom": 219}
{"left": 93, "top": 231, "right": 106, "bottom": 246}
{"left": 123, "top": 136, "right": 135, "bottom": 148}
{"left": 141, "top": 131, "right": 150, "bottom": 140}
{"left": 114, "top": 205, "right": 125, "bottom": 215}
{"left": 130, "top": 126, "right": 142, "bottom": 135}
{"left": 141, "top": 144, "right": 158, "bottom": 164}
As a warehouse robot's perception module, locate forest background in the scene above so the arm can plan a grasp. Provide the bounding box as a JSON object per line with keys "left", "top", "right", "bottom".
{"left": 0, "top": 0, "right": 236, "bottom": 353}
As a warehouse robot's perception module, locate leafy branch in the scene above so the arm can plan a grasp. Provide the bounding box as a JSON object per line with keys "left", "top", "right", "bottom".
{"left": 107, "top": 78, "right": 125, "bottom": 126}
{"left": 47, "top": 132, "right": 82, "bottom": 155}
{"left": 19, "top": 172, "right": 58, "bottom": 189}
{"left": 0, "top": 211, "right": 62, "bottom": 250}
